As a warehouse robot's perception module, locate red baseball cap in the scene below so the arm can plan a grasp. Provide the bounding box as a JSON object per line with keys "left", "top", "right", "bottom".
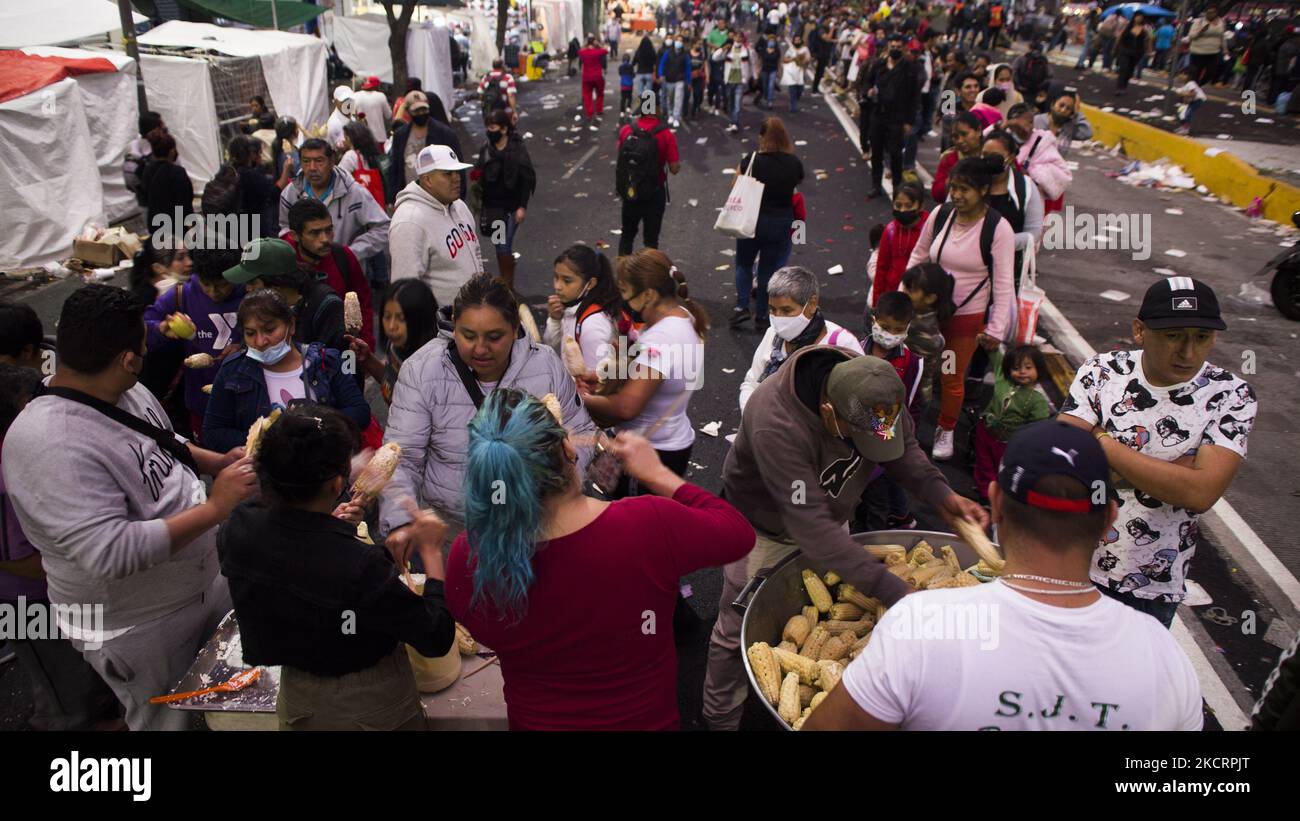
{"left": 362, "top": 76, "right": 381, "bottom": 90}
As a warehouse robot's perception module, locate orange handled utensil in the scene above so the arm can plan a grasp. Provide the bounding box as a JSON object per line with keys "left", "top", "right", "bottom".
{"left": 149, "top": 667, "right": 262, "bottom": 704}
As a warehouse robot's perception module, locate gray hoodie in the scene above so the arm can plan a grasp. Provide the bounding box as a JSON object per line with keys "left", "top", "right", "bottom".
{"left": 378, "top": 335, "right": 596, "bottom": 538}
{"left": 722, "top": 346, "right": 955, "bottom": 605}
{"left": 278, "top": 167, "right": 390, "bottom": 262}
{"left": 389, "top": 181, "right": 485, "bottom": 308}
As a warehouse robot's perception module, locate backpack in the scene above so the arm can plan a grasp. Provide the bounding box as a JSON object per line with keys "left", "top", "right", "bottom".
{"left": 616, "top": 123, "right": 667, "bottom": 202}
{"left": 1020, "top": 53, "right": 1048, "bottom": 92}
{"left": 124, "top": 147, "right": 152, "bottom": 207}
{"left": 482, "top": 72, "right": 508, "bottom": 113}
{"left": 932, "top": 201, "right": 1005, "bottom": 313}
{"left": 575, "top": 302, "right": 636, "bottom": 347}
{"left": 201, "top": 164, "right": 242, "bottom": 216}
{"left": 989, "top": 4, "right": 1003, "bottom": 28}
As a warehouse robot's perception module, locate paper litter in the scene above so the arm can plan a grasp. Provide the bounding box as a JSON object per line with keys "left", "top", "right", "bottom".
{"left": 827, "top": 264, "right": 844, "bottom": 275}
{"left": 1165, "top": 249, "right": 1187, "bottom": 258}
{"left": 1099, "top": 290, "right": 1131, "bottom": 302}
{"left": 1165, "top": 208, "right": 1184, "bottom": 215}
{"left": 1153, "top": 267, "right": 1178, "bottom": 276}
{"left": 700, "top": 421, "right": 722, "bottom": 437}
{"left": 722, "top": 368, "right": 736, "bottom": 374}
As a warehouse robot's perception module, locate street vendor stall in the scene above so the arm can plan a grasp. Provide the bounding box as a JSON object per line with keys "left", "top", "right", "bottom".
{"left": 163, "top": 610, "right": 508, "bottom": 731}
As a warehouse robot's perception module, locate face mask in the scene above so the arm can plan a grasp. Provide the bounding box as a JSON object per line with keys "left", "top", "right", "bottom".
{"left": 997, "top": 81, "right": 1014, "bottom": 92}
{"left": 871, "top": 321, "right": 909, "bottom": 349}
{"left": 889, "top": 48, "right": 903, "bottom": 59}
{"left": 822, "top": 404, "right": 848, "bottom": 441}
{"left": 248, "top": 339, "right": 292, "bottom": 366}
{"left": 892, "top": 208, "right": 921, "bottom": 226}
{"left": 676, "top": 41, "right": 684, "bottom": 49}
{"left": 1051, "top": 110, "right": 1072, "bottom": 125}
{"left": 770, "top": 309, "right": 812, "bottom": 342}
{"left": 411, "top": 113, "right": 430, "bottom": 126}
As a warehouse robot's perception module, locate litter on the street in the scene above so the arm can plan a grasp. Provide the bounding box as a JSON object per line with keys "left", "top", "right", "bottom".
{"left": 1166, "top": 249, "right": 1187, "bottom": 257}
{"left": 1099, "top": 290, "right": 1131, "bottom": 302}
{"left": 827, "top": 264, "right": 844, "bottom": 275}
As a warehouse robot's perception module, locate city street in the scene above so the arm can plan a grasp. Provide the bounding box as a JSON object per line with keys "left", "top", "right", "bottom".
{"left": 3, "top": 47, "right": 1296, "bottom": 732}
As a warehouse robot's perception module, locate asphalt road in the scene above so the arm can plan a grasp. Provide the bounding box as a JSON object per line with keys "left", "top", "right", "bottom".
{"left": 4, "top": 47, "right": 1296, "bottom": 730}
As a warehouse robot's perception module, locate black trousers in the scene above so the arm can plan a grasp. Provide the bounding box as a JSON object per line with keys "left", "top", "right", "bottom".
{"left": 858, "top": 99, "right": 873, "bottom": 154}
{"left": 1116, "top": 52, "right": 1140, "bottom": 90}
{"left": 619, "top": 187, "right": 667, "bottom": 255}
{"left": 613, "top": 443, "right": 693, "bottom": 498}
{"left": 812, "top": 54, "right": 828, "bottom": 91}
{"left": 870, "top": 120, "right": 905, "bottom": 190}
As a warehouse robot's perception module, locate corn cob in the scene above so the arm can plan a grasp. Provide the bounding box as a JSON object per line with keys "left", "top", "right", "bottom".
{"left": 953, "top": 517, "right": 1005, "bottom": 571}
{"left": 517, "top": 303, "right": 542, "bottom": 343}
{"left": 772, "top": 646, "right": 819, "bottom": 685}
{"left": 777, "top": 671, "right": 801, "bottom": 724}
{"left": 823, "top": 570, "right": 841, "bottom": 588}
{"left": 837, "top": 584, "right": 881, "bottom": 613}
{"left": 799, "top": 624, "right": 830, "bottom": 659}
{"left": 747, "top": 642, "right": 782, "bottom": 705}
{"left": 455, "top": 623, "right": 478, "bottom": 655}
{"left": 782, "top": 615, "right": 811, "bottom": 647}
{"left": 792, "top": 706, "right": 812, "bottom": 731}
{"left": 201, "top": 384, "right": 212, "bottom": 394}
{"left": 864, "top": 543, "right": 909, "bottom": 560}
{"left": 874, "top": 604, "right": 887, "bottom": 623}
{"left": 887, "top": 562, "right": 915, "bottom": 584}
{"left": 816, "top": 660, "right": 844, "bottom": 692}
{"left": 817, "top": 632, "right": 851, "bottom": 662}
{"left": 343, "top": 291, "right": 362, "bottom": 335}
{"left": 798, "top": 684, "right": 816, "bottom": 709}
{"left": 540, "top": 393, "right": 564, "bottom": 425}
{"left": 823, "top": 619, "right": 872, "bottom": 637}
{"left": 883, "top": 550, "right": 908, "bottom": 567}
{"left": 928, "top": 571, "right": 983, "bottom": 588}
{"left": 908, "top": 543, "right": 936, "bottom": 567}
{"left": 776, "top": 640, "right": 798, "bottom": 654}
{"left": 828, "top": 602, "right": 865, "bottom": 621}
{"left": 352, "top": 442, "right": 402, "bottom": 503}
{"left": 802, "top": 605, "right": 819, "bottom": 629}
{"left": 561, "top": 336, "right": 586, "bottom": 377}
{"left": 355, "top": 521, "right": 373, "bottom": 543}
{"left": 244, "top": 408, "right": 282, "bottom": 460}
{"left": 809, "top": 691, "right": 827, "bottom": 711}
{"left": 849, "top": 631, "right": 872, "bottom": 656}
{"left": 802, "top": 569, "right": 833, "bottom": 613}
{"left": 183, "top": 352, "right": 214, "bottom": 369}
{"left": 912, "top": 564, "right": 954, "bottom": 587}
{"left": 941, "top": 544, "right": 961, "bottom": 573}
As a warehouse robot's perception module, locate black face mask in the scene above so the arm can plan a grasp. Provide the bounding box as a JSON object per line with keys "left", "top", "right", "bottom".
{"left": 889, "top": 48, "right": 903, "bottom": 60}
{"left": 1051, "top": 110, "right": 1072, "bottom": 125}
{"left": 411, "top": 113, "right": 430, "bottom": 126}
{"left": 893, "top": 208, "right": 921, "bottom": 226}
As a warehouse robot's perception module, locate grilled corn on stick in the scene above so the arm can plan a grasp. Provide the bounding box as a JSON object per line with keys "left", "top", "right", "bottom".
{"left": 244, "top": 408, "right": 282, "bottom": 460}
{"left": 953, "top": 517, "right": 1005, "bottom": 571}
{"left": 777, "top": 672, "right": 801, "bottom": 724}
{"left": 941, "top": 545, "right": 961, "bottom": 573}
{"left": 352, "top": 443, "right": 402, "bottom": 503}
{"left": 344, "top": 291, "right": 362, "bottom": 335}
{"left": 183, "top": 353, "right": 214, "bottom": 369}
{"left": 541, "top": 393, "right": 564, "bottom": 425}
{"left": 748, "top": 643, "right": 782, "bottom": 705}
{"left": 455, "top": 623, "right": 478, "bottom": 655}
{"left": 518, "top": 303, "right": 542, "bottom": 343}
{"left": 561, "top": 336, "right": 586, "bottom": 377}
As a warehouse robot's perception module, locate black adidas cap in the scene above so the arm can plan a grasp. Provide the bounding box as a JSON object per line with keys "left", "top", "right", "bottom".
{"left": 998, "top": 422, "right": 1112, "bottom": 513}
{"left": 1137, "top": 276, "right": 1226, "bottom": 331}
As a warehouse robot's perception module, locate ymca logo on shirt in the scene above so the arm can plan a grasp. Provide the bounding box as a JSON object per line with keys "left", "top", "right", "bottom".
{"left": 445, "top": 221, "right": 478, "bottom": 260}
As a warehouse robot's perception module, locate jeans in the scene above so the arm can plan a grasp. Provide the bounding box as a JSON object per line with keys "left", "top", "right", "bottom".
{"left": 1153, "top": 47, "right": 1170, "bottom": 72}
{"left": 761, "top": 69, "right": 777, "bottom": 106}
{"left": 788, "top": 84, "right": 803, "bottom": 112}
{"left": 708, "top": 61, "right": 725, "bottom": 106}
{"left": 1075, "top": 29, "right": 1094, "bottom": 68}
{"left": 691, "top": 78, "right": 705, "bottom": 115}
{"left": 666, "top": 80, "right": 686, "bottom": 121}
{"left": 633, "top": 72, "right": 654, "bottom": 107}
{"left": 489, "top": 210, "right": 519, "bottom": 254}
{"left": 734, "top": 212, "right": 794, "bottom": 319}
{"left": 1096, "top": 584, "right": 1179, "bottom": 628}
{"left": 725, "top": 82, "right": 744, "bottom": 124}
{"left": 619, "top": 187, "right": 667, "bottom": 255}
{"left": 1182, "top": 97, "right": 1204, "bottom": 126}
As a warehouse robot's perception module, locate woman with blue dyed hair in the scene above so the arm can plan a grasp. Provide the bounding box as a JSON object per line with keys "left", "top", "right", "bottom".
{"left": 444, "top": 388, "right": 755, "bottom": 730}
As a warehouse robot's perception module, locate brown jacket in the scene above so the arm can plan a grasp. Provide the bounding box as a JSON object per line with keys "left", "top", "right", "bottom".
{"left": 722, "top": 346, "right": 953, "bottom": 604}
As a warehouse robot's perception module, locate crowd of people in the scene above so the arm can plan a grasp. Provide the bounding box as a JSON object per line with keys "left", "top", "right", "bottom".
{"left": 0, "top": 0, "right": 1293, "bottom": 734}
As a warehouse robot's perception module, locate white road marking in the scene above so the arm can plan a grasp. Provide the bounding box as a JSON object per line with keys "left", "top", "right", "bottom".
{"left": 561, "top": 143, "right": 601, "bottom": 181}
{"left": 1173, "top": 615, "right": 1250, "bottom": 730}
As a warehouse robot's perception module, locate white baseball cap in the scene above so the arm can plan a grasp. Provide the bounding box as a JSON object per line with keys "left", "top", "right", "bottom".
{"left": 416, "top": 144, "right": 473, "bottom": 175}
{"left": 332, "top": 85, "right": 354, "bottom": 103}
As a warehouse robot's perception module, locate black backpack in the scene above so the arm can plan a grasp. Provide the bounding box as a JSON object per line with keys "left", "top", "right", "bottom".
{"left": 482, "top": 71, "right": 508, "bottom": 113}
{"left": 201, "top": 164, "right": 242, "bottom": 216}
{"left": 1020, "top": 53, "right": 1049, "bottom": 93}
{"left": 933, "top": 202, "right": 1005, "bottom": 314}
{"left": 616, "top": 123, "right": 667, "bottom": 202}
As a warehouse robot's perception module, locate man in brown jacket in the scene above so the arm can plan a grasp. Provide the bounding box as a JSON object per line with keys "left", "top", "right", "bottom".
{"left": 702, "top": 347, "right": 989, "bottom": 731}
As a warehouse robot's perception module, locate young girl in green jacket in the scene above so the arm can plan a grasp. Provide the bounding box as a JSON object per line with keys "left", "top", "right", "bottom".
{"left": 973, "top": 343, "right": 1051, "bottom": 501}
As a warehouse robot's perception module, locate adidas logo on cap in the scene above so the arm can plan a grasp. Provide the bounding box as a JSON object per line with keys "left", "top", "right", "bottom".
{"left": 1173, "top": 297, "right": 1198, "bottom": 310}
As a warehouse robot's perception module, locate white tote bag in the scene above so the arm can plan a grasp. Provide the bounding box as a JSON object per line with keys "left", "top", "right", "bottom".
{"left": 1010, "top": 244, "right": 1045, "bottom": 346}
{"left": 714, "top": 152, "right": 764, "bottom": 239}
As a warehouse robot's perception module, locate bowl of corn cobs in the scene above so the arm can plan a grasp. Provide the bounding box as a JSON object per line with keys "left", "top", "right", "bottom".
{"left": 736, "top": 529, "right": 1004, "bottom": 730}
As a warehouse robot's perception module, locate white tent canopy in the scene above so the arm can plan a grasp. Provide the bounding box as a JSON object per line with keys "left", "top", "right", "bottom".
{"left": 535, "top": 0, "right": 584, "bottom": 54}
{"left": 139, "top": 21, "right": 329, "bottom": 132}
{"left": 0, "top": 0, "right": 146, "bottom": 49}
{"left": 0, "top": 78, "right": 104, "bottom": 269}
{"left": 443, "top": 9, "right": 497, "bottom": 80}
{"left": 329, "top": 14, "right": 454, "bottom": 114}
{"left": 21, "top": 46, "right": 139, "bottom": 223}
{"left": 139, "top": 53, "right": 223, "bottom": 191}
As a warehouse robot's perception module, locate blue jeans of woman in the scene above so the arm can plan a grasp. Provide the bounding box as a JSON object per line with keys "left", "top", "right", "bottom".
{"left": 734, "top": 213, "right": 793, "bottom": 319}
{"left": 788, "top": 84, "right": 803, "bottom": 112}
{"left": 725, "top": 82, "right": 744, "bottom": 124}
{"left": 761, "top": 69, "right": 777, "bottom": 107}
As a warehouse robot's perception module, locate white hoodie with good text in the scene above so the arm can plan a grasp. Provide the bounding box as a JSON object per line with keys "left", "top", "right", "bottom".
{"left": 389, "top": 181, "right": 485, "bottom": 307}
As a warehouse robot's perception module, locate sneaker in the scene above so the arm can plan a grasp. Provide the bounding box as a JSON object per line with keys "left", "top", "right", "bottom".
{"left": 932, "top": 428, "right": 955, "bottom": 461}
{"left": 886, "top": 513, "right": 918, "bottom": 530}
{"left": 867, "top": 187, "right": 886, "bottom": 200}
{"left": 727, "top": 123, "right": 739, "bottom": 133}
{"left": 729, "top": 307, "right": 751, "bottom": 326}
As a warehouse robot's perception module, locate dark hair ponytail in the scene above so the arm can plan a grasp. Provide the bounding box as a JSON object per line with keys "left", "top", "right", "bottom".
{"left": 554, "top": 244, "right": 621, "bottom": 320}
{"left": 616, "top": 249, "right": 710, "bottom": 338}
{"left": 453, "top": 273, "right": 520, "bottom": 328}
{"left": 902, "top": 262, "right": 957, "bottom": 323}
{"left": 948, "top": 155, "right": 1002, "bottom": 198}
{"left": 256, "top": 404, "right": 358, "bottom": 504}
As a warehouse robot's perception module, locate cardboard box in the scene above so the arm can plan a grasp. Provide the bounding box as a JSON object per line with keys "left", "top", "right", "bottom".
{"left": 71, "top": 228, "right": 143, "bottom": 268}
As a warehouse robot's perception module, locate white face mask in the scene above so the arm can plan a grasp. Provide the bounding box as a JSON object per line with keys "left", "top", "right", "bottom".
{"left": 871, "top": 321, "right": 909, "bottom": 349}
{"left": 770, "top": 309, "right": 812, "bottom": 341}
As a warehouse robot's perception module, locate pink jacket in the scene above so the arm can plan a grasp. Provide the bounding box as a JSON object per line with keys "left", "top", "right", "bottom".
{"left": 905, "top": 207, "right": 1017, "bottom": 342}
{"left": 1018, "top": 128, "right": 1072, "bottom": 201}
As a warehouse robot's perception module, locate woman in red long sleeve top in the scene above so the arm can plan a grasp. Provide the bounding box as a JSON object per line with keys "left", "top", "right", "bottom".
{"left": 444, "top": 389, "right": 754, "bottom": 731}
{"left": 930, "top": 111, "right": 984, "bottom": 205}
{"left": 871, "top": 182, "right": 928, "bottom": 307}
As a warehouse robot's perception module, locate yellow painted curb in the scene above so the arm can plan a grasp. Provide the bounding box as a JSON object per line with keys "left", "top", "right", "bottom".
{"left": 1082, "top": 103, "right": 1300, "bottom": 224}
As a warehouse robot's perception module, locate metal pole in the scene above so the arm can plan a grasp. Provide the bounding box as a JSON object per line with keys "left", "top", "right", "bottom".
{"left": 117, "top": 0, "right": 148, "bottom": 111}
{"left": 272, "top": 0, "right": 280, "bottom": 30}
{"left": 1167, "top": 0, "right": 1190, "bottom": 116}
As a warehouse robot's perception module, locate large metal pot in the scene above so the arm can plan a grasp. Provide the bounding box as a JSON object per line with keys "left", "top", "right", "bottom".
{"left": 734, "top": 530, "right": 997, "bottom": 730}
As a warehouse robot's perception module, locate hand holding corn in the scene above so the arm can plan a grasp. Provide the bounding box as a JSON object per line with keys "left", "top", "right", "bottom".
{"left": 343, "top": 292, "right": 363, "bottom": 336}
{"left": 352, "top": 443, "right": 401, "bottom": 505}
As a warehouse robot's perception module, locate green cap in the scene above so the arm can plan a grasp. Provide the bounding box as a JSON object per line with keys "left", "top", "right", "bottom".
{"left": 825, "top": 355, "right": 907, "bottom": 463}
{"left": 223, "top": 238, "right": 299, "bottom": 284}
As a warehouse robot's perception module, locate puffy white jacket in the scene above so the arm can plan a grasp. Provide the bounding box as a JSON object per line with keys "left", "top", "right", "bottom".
{"left": 389, "top": 181, "right": 485, "bottom": 308}
{"left": 378, "top": 335, "right": 596, "bottom": 539}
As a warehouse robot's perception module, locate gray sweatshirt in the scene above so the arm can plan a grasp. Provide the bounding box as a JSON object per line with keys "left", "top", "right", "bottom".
{"left": 722, "top": 346, "right": 954, "bottom": 605}
{"left": 1, "top": 383, "right": 219, "bottom": 631}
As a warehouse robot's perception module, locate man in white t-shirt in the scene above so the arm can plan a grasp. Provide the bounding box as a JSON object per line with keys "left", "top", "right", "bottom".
{"left": 805, "top": 421, "right": 1203, "bottom": 731}
{"left": 351, "top": 76, "right": 392, "bottom": 151}
{"left": 1059, "top": 278, "right": 1255, "bottom": 628}
{"left": 327, "top": 85, "right": 354, "bottom": 151}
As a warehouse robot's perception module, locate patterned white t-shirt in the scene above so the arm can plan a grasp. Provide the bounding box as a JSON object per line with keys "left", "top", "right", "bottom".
{"left": 1060, "top": 350, "right": 1257, "bottom": 602}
